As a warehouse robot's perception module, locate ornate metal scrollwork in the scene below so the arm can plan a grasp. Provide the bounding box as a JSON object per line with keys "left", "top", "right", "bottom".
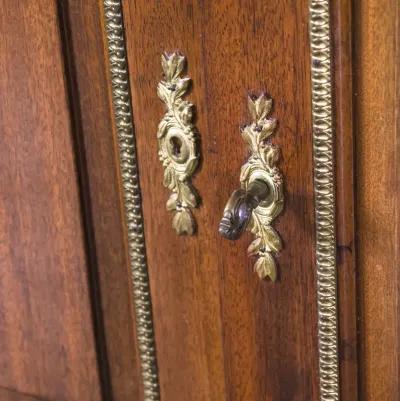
{"left": 240, "top": 94, "right": 284, "bottom": 280}
{"left": 157, "top": 53, "right": 200, "bottom": 235}
{"left": 219, "top": 94, "right": 284, "bottom": 281}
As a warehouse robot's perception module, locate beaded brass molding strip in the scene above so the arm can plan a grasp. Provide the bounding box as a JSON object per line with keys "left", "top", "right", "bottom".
{"left": 103, "top": 1, "right": 160, "bottom": 400}
{"left": 309, "top": 1, "right": 340, "bottom": 400}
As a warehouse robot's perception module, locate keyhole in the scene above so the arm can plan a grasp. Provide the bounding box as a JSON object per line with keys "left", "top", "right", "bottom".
{"left": 170, "top": 136, "right": 182, "bottom": 158}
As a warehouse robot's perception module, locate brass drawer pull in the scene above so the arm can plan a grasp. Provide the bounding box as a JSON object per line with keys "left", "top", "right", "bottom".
{"left": 219, "top": 94, "right": 284, "bottom": 280}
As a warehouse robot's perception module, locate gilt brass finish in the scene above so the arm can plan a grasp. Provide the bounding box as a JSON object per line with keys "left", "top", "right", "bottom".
{"left": 157, "top": 53, "right": 200, "bottom": 235}
{"left": 220, "top": 94, "right": 284, "bottom": 281}
{"left": 104, "top": 2, "right": 339, "bottom": 398}
{"left": 309, "top": 1, "right": 340, "bottom": 399}
{"left": 103, "top": 1, "right": 160, "bottom": 399}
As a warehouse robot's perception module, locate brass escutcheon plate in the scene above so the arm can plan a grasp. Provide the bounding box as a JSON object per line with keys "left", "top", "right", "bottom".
{"left": 157, "top": 52, "right": 200, "bottom": 235}
{"left": 240, "top": 94, "right": 284, "bottom": 280}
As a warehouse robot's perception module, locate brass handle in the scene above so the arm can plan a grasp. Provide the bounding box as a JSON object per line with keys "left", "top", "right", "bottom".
{"left": 219, "top": 180, "right": 270, "bottom": 240}
{"left": 218, "top": 94, "right": 284, "bottom": 281}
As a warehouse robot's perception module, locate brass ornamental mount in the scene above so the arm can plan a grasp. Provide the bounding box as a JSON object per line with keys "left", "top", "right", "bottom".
{"left": 157, "top": 52, "right": 200, "bottom": 235}
{"left": 104, "top": 1, "right": 338, "bottom": 400}
{"left": 310, "top": 1, "right": 340, "bottom": 398}
{"left": 103, "top": 1, "right": 160, "bottom": 399}
{"left": 219, "top": 94, "right": 284, "bottom": 281}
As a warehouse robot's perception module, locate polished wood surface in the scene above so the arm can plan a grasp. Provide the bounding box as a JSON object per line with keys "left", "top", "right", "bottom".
{"left": 1, "top": 1, "right": 397, "bottom": 400}
{"left": 332, "top": 1, "right": 359, "bottom": 400}
{"left": 354, "top": 0, "right": 400, "bottom": 400}
{"left": 60, "top": 1, "right": 143, "bottom": 400}
{"left": 123, "top": 1, "right": 319, "bottom": 400}
{"left": 0, "top": 386, "right": 46, "bottom": 401}
{"left": 0, "top": 1, "right": 101, "bottom": 400}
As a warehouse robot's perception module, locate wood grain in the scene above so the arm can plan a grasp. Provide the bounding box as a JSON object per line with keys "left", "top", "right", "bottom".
{"left": 332, "top": 1, "right": 359, "bottom": 400}
{"left": 123, "top": 1, "right": 318, "bottom": 400}
{"left": 0, "top": 1, "right": 101, "bottom": 400}
{"left": 59, "top": 1, "right": 143, "bottom": 400}
{"left": 354, "top": 0, "right": 400, "bottom": 400}
{"left": 0, "top": 386, "right": 46, "bottom": 401}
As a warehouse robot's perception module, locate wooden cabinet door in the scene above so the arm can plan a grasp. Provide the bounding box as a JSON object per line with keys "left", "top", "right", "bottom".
{"left": 1, "top": 1, "right": 398, "bottom": 401}
{"left": 0, "top": 2, "right": 103, "bottom": 400}
{"left": 101, "top": 1, "right": 357, "bottom": 401}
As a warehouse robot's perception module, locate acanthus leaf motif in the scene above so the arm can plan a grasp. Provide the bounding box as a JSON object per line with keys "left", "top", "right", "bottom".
{"left": 254, "top": 253, "right": 277, "bottom": 281}
{"left": 157, "top": 52, "right": 200, "bottom": 235}
{"left": 240, "top": 125, "right": 258, "bottom": 154}
{"left": 247, "top": 237, "right": 262, "bottom": 256}
{"left": 262, "top": 143, "right": 280, "bottom": 168}
{"left": 166, "top": 193, "right": 178, "bottom": 211}
{"left": 258, "top": 118, "right": 277, "bottom": 142}
{"left": 157, "top": 119, "right": 168, "bottom": 139}
{"left": 239, "top": 161, "right": 252, "bottom": 185}
{"left": 248, "top": 93, "right": 272, "bottom": 122}
{"left": 261, "top": 226, "right": 282, "bottom": 253}
{"left": 172, "top": 209, "right": 195, "bottom": 236}
{"left": 161, "top": 52, "right": 186, "bottom": 81}
{"left": 240, "top": 93, "right": 284, "bottom": 280}
{"left": 179, "top": 181, "right": 198, "bottom": 208}
{"left": 174, "top": 77, "right": 191, "bottom": 99}
{"left": 163, "top": 166, "right": 176, "bottom": 190}
{"left": 156, "top": 81, "right": 170, "bottom": 106}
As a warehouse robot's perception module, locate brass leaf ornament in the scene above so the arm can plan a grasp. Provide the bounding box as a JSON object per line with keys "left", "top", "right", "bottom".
{"left": 157, "top": 53, "right": 200, "bottom": 235}
{"left": 241, "top": 94, "right": 284, "bottom": 280}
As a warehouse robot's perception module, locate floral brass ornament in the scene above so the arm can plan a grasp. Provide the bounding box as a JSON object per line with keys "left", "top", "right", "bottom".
{"left": 242, "top": 95, "right": 284, "bottom": 280}
{"left": 219, "top": 94, "right": 284, "bottom": 281}
{"left": 157, "top": 52, "right": 200, "bottom": 235}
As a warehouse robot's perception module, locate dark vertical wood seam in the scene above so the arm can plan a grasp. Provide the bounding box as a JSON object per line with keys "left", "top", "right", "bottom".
{"left": 332, "top": 1, "right": 359, "bottom": 400}
{"left": 350, "top": 0, "right": 364, "bottom": 398}
{"left": 55, "top": 1, "right": 113, "bottom": 400}
{"left": 395, "top": 1, "right": 400, "bottom": 399}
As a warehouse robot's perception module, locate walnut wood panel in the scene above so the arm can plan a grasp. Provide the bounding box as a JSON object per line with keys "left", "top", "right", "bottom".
{"left": 123, "top": 1, "right": 318, "bottom": 400}
{"left": 59, "top": 1, "right": 143, "bottom": 400}
{"left": 0, "top": 1, "right": 101, "bottom": 400}
{"left": 332, "top": 1, "right": 359, "bottom": 400}
{"left": 354, "top": 0, "right": 400, "bottom": 400}
{"left": 0, "top": 386, "right": 46, "bottom": 401}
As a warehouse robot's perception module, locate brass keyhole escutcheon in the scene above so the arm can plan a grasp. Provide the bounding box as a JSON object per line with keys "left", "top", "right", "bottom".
{"left": 170, "top": 136, "right": 182, "bottom": 158}
{"left": 219, "top": 94, "right": 284, "bottom": 281}
{"left": 165, "top": 128, "right": 190, "bottom": 165}
{"left": 157, "top": 52, "right": 200, "bottom": 235}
